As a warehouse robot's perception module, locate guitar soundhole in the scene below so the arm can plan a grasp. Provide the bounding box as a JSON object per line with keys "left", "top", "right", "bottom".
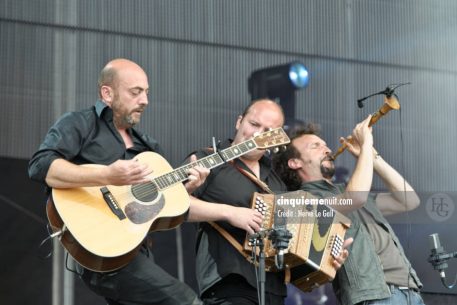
{"left": 131, "top": 182, "right": 159, "bottom": 202}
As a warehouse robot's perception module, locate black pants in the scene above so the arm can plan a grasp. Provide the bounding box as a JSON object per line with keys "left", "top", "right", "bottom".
{"left": 202, "top": 274, "right": 285, "bottom": 305}
{"left": 80, "top": 246, "right": 201, "bottom": 305}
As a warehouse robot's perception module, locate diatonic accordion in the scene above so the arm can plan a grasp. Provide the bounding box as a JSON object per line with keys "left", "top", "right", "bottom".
{"left": 243, "top": 191, "right": 351, "bottom": 292}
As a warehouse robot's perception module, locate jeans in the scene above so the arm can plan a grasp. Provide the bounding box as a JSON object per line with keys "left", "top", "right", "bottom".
{"left": 357, "top": 285, "right": 425, "bottom": 305}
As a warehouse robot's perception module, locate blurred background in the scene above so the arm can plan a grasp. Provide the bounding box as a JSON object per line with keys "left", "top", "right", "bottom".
{"left": 1, "top": 0, "right": 456, "bottom": 304}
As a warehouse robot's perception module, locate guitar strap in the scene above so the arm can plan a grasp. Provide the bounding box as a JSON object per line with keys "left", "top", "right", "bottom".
{"left": 208, "top": 160, "right": 291, "bottom": 283}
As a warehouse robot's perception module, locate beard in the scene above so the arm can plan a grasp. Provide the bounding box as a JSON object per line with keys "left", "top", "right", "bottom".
{"left": 124, "top": 114, "right": 137, "bottom": 127}
{"left": 320, "top": 157, "right": 335, "bottom": 179}
{"left": 115, "top": 110, "right": 137, "bottom": 129}
{"left": 111, "top": 97, "right": 144, "bottom": 128}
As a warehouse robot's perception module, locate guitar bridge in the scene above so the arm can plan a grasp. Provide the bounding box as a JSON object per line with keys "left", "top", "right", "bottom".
{"left": 100, "top": 187, "right": 126, "bottom": 220}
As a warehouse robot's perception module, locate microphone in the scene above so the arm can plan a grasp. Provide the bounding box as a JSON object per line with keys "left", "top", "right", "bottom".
{"left": 269, "top": 229, "right": 292, "bottom": 270}
{"left": 357, "top": 89, "right": 387, "bottom": 108}
{"left": 427, "top": 233, "right": 457, "bottom": 289}
{"left": 428, "top": 233, "right": 447, "bottom": 279}
{"left": 357, "top": 82, "right": 411, "bottom": 108}
{"left": 275, "top": 249, "right": 285, "bottom": 271}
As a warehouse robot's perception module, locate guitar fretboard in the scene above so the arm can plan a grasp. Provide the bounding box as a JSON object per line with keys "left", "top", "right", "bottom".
{"left": 153, "top": 153, "right": 224, "bottom": 190}
{"left": 218, "top": 139, "right": 257, "bottom": 162}
{"left": 149, "top": 139, "right": 258, "bottom": 191}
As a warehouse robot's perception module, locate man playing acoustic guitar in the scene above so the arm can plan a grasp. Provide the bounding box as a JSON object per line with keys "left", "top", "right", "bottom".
{"left": 29, "top": 58, "right": 269, "bottom": 305}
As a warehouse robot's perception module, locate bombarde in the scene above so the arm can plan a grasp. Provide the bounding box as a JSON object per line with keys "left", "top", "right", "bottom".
{"left": 331, "top": 95, "right": 400, "bottom": 160}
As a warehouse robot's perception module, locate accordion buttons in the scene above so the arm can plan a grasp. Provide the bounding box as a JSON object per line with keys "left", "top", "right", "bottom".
{"left": 331, "top": 235, "right": 344, "bottom": 258}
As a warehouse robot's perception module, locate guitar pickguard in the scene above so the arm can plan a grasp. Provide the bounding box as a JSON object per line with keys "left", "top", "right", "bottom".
{"left": 124, "top": 194, "right": 165, "bottom": 224}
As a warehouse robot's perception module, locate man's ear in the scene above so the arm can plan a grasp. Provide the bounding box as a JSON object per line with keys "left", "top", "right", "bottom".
{"left": 100, "top": 86, "right": 114, "bottom": 105}
{"left": 288, "top": 158, "right": 302, "bottom": 170}
{"left": 235, "top": 115, "right": 243, "bottom": 130}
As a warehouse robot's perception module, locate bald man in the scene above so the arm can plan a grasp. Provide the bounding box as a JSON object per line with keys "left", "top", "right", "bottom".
{"left": 187, "top": 100, "right": 350, "bottom": 305}
{"left": 29, "top": 59, "right": 209, "bottom": 305}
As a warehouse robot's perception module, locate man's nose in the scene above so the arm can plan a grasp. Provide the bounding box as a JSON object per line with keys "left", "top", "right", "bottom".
{"left": 139, "top": 93, "right": 148, "bottom": 105}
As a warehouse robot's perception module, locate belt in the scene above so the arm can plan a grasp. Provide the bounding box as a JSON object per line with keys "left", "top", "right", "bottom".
{"left": 388, "top": 284, "right": 420, "bottom": 293}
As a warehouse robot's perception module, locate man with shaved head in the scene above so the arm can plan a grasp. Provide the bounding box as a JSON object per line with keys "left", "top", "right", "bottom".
{"left": 29, "top": 58, "right": 212, "bottom": 305}
{"left": 187, "top": 100, "right": 351, "bottom": 305}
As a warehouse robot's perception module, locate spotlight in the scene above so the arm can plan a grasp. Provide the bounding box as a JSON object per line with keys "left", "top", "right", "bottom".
{"left": 248, "top": 61, "right": 309, "bottom": 119}
{"left": 288, "top": 62, "right": 309, "bottom": 89}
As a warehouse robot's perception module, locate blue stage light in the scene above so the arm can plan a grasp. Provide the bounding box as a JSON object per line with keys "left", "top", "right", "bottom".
{"left": 248, "top": 61, "right": 310, "bottom": 119}
{"left": 288, "top": 62, "right": 309, "bottom": 89}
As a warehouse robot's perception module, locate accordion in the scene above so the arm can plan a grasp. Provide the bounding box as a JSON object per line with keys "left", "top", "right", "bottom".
{"left": 243, "top": 191, "right": 351, "bottom": 292}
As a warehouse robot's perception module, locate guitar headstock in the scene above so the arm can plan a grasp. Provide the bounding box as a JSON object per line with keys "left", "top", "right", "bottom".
{"left": 253, "top": 127, "right": 290, "bottom": 149}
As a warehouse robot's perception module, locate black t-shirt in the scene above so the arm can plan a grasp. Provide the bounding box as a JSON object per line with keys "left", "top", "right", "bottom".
{"left": 192, "top": 139, "right": 288, "bottom": 297}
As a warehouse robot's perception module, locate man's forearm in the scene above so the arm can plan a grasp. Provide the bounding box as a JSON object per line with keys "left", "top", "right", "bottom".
{"left": 343, "top": 143, "right": 374, "bottom": 211}
{"left": 45, "top": 159, "right": 109, "bottom": 188}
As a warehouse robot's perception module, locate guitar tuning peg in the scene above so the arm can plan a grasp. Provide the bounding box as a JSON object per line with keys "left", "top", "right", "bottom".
{"left": 282, "top": 145, "right": 287, "bottom": 151}
{"left": 266, "top": 149, "right": 271, "bottom": 155}
{"left": 273, "top": 147, "right": 279, "bottom": 153}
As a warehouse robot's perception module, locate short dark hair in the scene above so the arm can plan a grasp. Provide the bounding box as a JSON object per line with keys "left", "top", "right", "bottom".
{"left": 272, "top": 122, "right": 321, "bottom": 191}
{"left": 287, "top": 122, "right": 321, "bottom": 139}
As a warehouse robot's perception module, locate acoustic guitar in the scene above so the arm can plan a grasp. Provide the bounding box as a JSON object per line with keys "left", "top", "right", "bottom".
{"left": 47, "top": 128, "right": 290, "bottom": 272}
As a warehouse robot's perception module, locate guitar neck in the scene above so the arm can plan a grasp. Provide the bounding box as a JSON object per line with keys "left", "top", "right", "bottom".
{"left": 152, "top": 139, "right": 258, "bottom": 191}
{"left": 218, "top": 139, "right": 257, "bottom": 162}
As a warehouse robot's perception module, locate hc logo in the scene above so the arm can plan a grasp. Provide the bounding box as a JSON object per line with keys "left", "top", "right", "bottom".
{"left": 426, "top": 193, "right": 454, "bottom": 222}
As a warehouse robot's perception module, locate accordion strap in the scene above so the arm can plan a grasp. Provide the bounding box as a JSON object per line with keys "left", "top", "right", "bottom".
{"left": 208, "top": 221, "right": 251, "bottom": 262}
{"left": 230, "top": 161, "right": 274, "bottom": 195}
{"left": 206, "top": 160, "right": 268, "bottom": 263}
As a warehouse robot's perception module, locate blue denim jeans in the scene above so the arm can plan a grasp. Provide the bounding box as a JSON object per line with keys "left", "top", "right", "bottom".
{"left": 357, "top": 285, "right": 425, "bottom": 305}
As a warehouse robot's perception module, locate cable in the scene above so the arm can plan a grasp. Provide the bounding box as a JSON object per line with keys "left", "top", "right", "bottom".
{"left": 399, "top": 103, "right": 413, "bottom": 305}
{"left": 441, "top": 272, "right": 457, "bottom": 289}
{"left": 37, "top": 223, "right": 55, "bottom": 260}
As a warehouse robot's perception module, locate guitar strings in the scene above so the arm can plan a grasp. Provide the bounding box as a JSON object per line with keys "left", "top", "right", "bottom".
{"left": 107, "top": 132, "right": 283, "bottom": 200}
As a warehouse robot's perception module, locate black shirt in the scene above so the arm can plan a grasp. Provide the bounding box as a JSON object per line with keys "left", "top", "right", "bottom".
{"left": 192, "top": 139, "right": 288, "bottom": 298}
{"left": 28, "top": 100, "right": 163, "bottom": 183}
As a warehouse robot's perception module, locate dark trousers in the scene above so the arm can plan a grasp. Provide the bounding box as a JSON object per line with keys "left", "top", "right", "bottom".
{"left": 202, "top": 274, "right": 285, "bottom": 305}
{"left": 80, "top": 246, "right": 200, "bottom": 305}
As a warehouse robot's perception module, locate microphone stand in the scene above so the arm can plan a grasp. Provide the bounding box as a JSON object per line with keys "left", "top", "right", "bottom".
{"left": 250, "top": 228, "right": 292, "bottom": 305}
{"left": 248, "top": 231, "right": 269, "bottom": 305}
{"left": 428, "top": 233, "right": 457, "bottom": 289}
{"left": 428, "top": 249, "right": 457, "bottom": 289}
{"left": 258, "top": 238, "right": 266, "bottom": 305}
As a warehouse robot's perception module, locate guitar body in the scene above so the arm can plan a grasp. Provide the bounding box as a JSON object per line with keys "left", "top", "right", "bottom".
{"left": 48, "top": 151, "right": 190, "bottom": 272}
